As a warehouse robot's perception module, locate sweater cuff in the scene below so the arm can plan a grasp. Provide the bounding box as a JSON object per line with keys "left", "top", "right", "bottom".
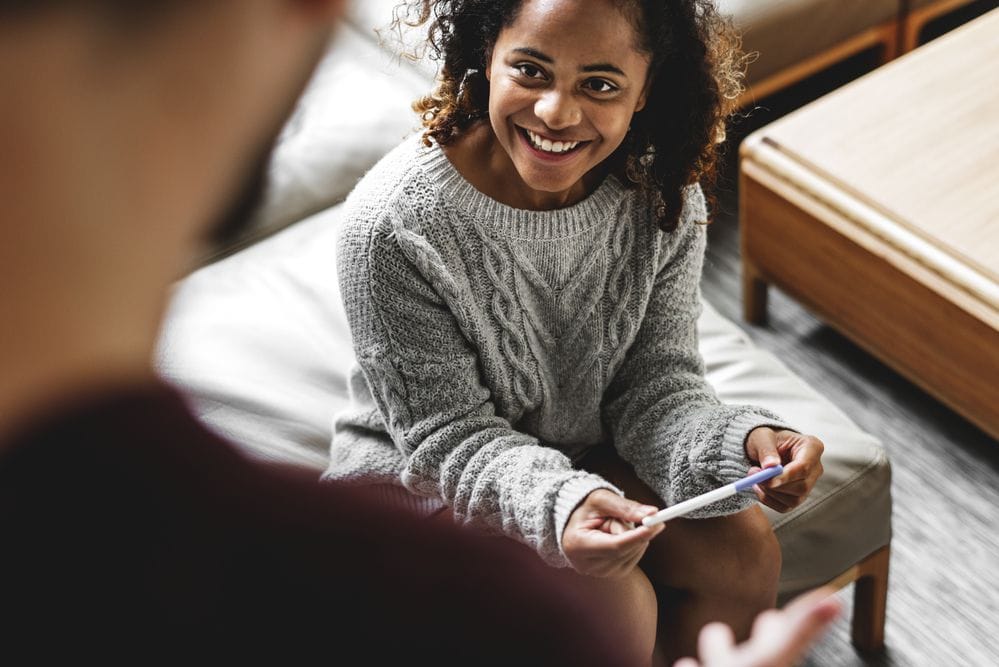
{"left": 552, "top": 474, "right": 623, "bottom": 568}
{"left": 717, "top": 412, "right": 796, "bottom": 484}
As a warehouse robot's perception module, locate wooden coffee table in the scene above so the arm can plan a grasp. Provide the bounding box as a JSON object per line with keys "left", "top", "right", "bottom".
{"left": 739, "top": 9, "right": 999, "bottom": 441}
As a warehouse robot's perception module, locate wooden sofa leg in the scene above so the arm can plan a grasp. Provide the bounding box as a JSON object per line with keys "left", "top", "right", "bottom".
{"left": 742, "top": 258, "right": 769, "bottom": 325}
{"left": 850, "top": 545, "right": 891, "bottom": 652}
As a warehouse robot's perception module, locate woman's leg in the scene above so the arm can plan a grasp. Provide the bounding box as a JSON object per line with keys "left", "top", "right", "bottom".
{"left": 551, "top": 564, "right": 660, "bottom": 666}
{"left": 430, "top": 507, "right": 660, "bottom": 666}
{"left": 578, "top": 446, "right": 782, "bottom": 662}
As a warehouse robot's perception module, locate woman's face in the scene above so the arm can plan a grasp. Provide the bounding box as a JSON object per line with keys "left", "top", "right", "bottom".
{"left": 485, "top": 0, "right": 651, "bottom": 208}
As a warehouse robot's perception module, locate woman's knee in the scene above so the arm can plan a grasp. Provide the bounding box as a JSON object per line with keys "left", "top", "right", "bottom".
{"left": 565, "top": 567, "right": 658, "bottom": 663}
{"left": 706, "top": 506, "right": 781, "bottom": 606}
{"left": 735, "top": 506, "right": 782, "bottom": 600}
{"left": 643, "top": 505, "right": 781, "bottom": 603}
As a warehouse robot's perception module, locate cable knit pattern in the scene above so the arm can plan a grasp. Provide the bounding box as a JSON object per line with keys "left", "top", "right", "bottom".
{"left": 325, "top": 135, "right": 793, "bottom": 568}
{"left": 606, "top": 204, "right": 636, "bottom": 372}
{"left": 478, "top": 228, "right": 539, "bottom": 412}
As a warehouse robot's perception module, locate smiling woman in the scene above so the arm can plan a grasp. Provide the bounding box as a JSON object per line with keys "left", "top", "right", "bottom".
{"left": 325, "top": 1, "right": 828, "bottom": 664}
{"left": 473, "top": 2, "right": 652, "bottom": 209}
{"left": 407, "top": 0, "right": 746, "bottom": 230}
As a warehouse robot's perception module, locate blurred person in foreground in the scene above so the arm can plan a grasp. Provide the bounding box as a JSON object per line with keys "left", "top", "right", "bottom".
{"left": 0, "top": 1, "right": 836, "bottom": 664}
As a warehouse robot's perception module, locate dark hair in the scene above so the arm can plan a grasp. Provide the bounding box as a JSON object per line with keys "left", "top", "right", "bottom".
{"left": 393, "top": 0, "right": 745, "bottom": 232}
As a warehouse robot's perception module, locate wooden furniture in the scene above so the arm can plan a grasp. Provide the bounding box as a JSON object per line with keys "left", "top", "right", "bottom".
{"left": 901, "top": 0, "right": 982, "bottom": 52}
{"left": 741, "top": 9, "right": 999, "bottom": 444}
{"left": 828, "top": 546, "right": 891, "bottom": 651}
{"left": 736, "top": 0, "right": 984, "bottom": 109}
{"left": 738, "top": 18, "right": 899, "bottom": 107}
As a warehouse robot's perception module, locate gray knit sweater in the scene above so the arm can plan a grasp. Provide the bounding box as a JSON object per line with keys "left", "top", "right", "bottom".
{"left": 325, "top": 135, "right": 790, "bottom": 568}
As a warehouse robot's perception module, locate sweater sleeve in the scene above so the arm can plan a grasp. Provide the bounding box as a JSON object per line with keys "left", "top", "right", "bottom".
{"left": 337, "top": 205, "right": 617, "bottom": 568}
{"left": 601, "top": 195, "right": 793, "bottom": 518}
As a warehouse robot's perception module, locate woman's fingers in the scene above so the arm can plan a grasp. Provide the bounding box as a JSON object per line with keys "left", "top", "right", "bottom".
{"left": 571, "top": 542, "right": 647, "bottom": 578}
{"left": 584, "top": 521, "right": 663, "bottom": 548}
{"left": 753, "top": 436, "right": 824, "bottom": 510}
{"left": 745, "top": 427, "right": 782, "bottom": 469}
{"left": 753, "top": 485, "right": 795, "bottom": 513}
{"left": 589, "top": 489, "right": 660, "bottom": 524}
{"left": 563, "top": 489, "right": 667, "bottom": 576}
{"left": 765, "top": 477, "right": 810, "bottom": 495}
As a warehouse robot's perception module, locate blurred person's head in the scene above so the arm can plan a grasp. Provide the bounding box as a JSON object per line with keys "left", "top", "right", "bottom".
{"left": 0, "top": 0, "right": 345, "bottom": 433}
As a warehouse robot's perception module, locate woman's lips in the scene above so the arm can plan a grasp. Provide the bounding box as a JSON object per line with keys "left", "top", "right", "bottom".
{"left": 517, "top": 126, "right": 589, "bottom": 162}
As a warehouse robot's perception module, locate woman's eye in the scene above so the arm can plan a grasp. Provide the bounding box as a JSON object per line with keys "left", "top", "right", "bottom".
{"left": 584, "top": 79, "right": 617, "bottom": 94}
{"left": 516, "top": 63, "right": 545, "bottom": 79}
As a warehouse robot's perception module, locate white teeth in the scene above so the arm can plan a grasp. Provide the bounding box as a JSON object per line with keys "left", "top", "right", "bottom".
{"left": 526, "top": 129, "right": 580, "bottom": 154}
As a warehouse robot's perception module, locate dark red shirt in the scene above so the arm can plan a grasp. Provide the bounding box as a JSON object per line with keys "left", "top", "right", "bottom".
{"left": 0, "top": 382, "right": 622, "bottom": 665}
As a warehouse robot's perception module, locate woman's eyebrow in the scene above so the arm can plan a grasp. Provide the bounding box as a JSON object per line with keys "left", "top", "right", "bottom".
{"left": 510, "top": 47, "right": 626, "bottom": 77}
{"left": 581, "top": 63, "right": 625, "bottom": 76}
{"left": 513, "top": 47, "right": 554, "bottom": 63}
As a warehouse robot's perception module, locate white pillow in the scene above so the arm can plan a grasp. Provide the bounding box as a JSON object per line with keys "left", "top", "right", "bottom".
{"left": 212, "top": 20, "right": 433, "bottom": 260}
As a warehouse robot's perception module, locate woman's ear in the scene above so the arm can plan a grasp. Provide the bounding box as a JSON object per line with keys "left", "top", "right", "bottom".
{"left": 635, "top": 74, "right": 652, "bottom": 112}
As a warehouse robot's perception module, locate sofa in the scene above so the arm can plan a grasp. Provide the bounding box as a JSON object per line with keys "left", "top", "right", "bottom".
{"left": 726, "top": 0, "right": 978, "bottom": 105}
{"left": 156, "top": 0, "right": 893, "bottom": 652}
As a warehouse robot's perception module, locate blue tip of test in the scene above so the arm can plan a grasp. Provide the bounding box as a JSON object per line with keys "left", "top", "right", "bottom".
{"left": 734, "top": 464, "right": 783, "bottom": 492}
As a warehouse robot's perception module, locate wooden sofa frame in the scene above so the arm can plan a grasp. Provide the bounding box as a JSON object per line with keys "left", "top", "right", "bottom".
{"left": 736, "top": 0, "right": 978, "bottom": 108}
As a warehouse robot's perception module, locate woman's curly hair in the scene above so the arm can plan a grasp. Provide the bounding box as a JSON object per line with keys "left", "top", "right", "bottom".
{"left": 391, "top": 0, "right": 746, "bottom": 232}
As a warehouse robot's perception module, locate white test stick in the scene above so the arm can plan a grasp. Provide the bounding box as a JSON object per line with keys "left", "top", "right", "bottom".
{"left": 641, "top": 465, "right": 783, "bottom": 527}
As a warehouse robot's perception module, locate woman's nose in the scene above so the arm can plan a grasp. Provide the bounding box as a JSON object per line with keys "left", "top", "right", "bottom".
{"left": 534, "top": 89, "right": 581, "bottom": 130}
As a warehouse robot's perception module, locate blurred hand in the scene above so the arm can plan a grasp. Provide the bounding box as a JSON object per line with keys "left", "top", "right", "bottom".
{"left": 562, "top": 489, "right": 663, "bottom": 578}
{"left": 744, "top": 428, "right": 824, "bottom": 513}
{"left": 673, "top": 586, "right": 841, "bottom": 667}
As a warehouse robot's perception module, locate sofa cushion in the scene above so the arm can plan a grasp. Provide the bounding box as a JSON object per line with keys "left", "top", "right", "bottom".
{"left": 211, "top": 20, "right": 432, "bottom": 261}
{"left": 719, "top": 0, "right": 899, "bottom": 85}
{"left": 157, "top": 201, "right": 890, "bottom": 597}
{"left": 698, "top": 297, "right": 892, "bottom": 594}
{"left": 159, "top": 206, "right": 351, "bottom": 470}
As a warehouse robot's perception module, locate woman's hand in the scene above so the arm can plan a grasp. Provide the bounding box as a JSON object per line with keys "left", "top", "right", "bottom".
{"left": 562, "top": 489, "right": 663, "bottom": 578}
{"left": 744, "top": 428, "right": 824, "bottom": 513}
{"left": 673, "top": 586, "right": 841, "bottom": 667}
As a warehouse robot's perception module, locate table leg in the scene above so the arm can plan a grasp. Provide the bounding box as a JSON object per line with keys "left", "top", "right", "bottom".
{"left": 742, "top": 257, "right": 769, "bottom": 325}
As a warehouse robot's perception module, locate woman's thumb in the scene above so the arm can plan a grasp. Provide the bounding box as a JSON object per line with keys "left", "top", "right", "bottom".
{"left": 749, "top": 428, "right": 782, "bottom": 469}
{"left": 595, "top": 492, "right": 658, "bottom": 522}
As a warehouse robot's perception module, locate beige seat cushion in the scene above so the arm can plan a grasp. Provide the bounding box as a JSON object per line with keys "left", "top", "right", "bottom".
{"left": 158, "top": 203, "right": 891, "bottom": 598}
{"left": 719, "top": 0, "right": 898, "bottom": 85}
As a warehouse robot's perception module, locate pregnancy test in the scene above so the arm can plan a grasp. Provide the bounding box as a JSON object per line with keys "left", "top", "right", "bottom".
{"left": 641, "top": 465, "right": 784, "bottom": 527}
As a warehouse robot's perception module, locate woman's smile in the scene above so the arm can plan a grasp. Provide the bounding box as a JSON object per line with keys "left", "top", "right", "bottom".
{"left": 516, "top": 125, "right": 591, "bottom": 162}
{"left": 477, "top": 0, "right": 651, "bottom": 211}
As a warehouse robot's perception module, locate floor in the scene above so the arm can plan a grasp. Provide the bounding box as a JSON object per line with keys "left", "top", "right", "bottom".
{"left": 700, "top": 6, "right": 999, "bottom": 664}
